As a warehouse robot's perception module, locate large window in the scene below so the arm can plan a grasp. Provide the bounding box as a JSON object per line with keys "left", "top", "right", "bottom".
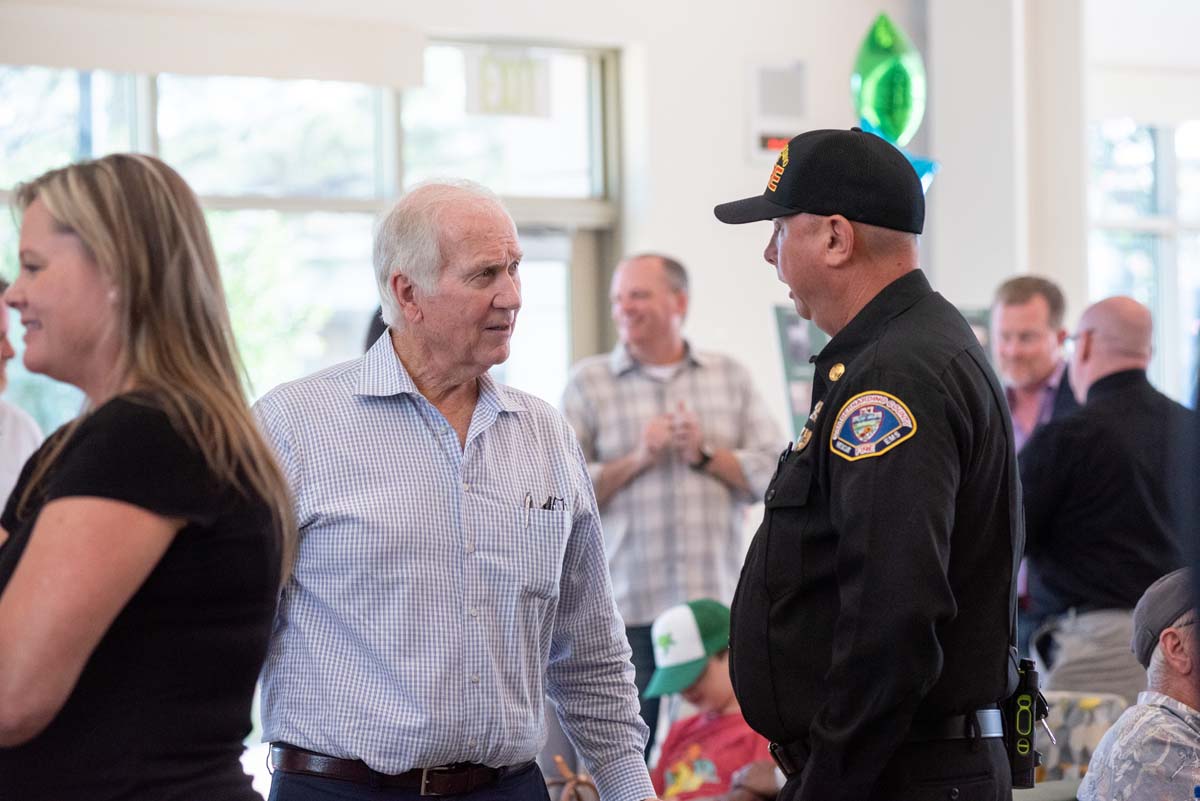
{"left": 1088, "top": 119, "right": 1200, "bottom": 403}
{"left": 0, "top": 43, "right": 615, "bottom": 434}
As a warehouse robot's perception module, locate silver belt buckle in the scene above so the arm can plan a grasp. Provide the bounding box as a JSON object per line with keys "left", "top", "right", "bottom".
{"left": 420, "top": 766, "right": 448, "bottom": 796}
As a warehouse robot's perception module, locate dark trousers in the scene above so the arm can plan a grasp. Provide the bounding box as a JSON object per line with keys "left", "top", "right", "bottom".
{"left": 267, "top": 762, "right": 551, "bottom": 801}
{"left": 779, "top": 737, "right": 1012, "bottom": 801}
{"left": 625, "top": 623, "right": 660, "bottom": 762}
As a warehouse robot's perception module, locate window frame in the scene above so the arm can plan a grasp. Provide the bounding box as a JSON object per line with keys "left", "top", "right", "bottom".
{"left": 1089, "top": 122, "right": 1200, "bottom": 403}
{"left": 0, "top": 40, "right": 622, "bottom": 404}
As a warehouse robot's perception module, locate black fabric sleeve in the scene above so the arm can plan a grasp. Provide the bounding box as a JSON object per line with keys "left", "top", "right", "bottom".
{"left": 797, "top": 366, "right": 964, "bottom": 801}
{"left": 43, "top": 397, "right": 222, "bottom": 526}
{"left": 1017, "top": 422, "right": 1070, "bottom": 557}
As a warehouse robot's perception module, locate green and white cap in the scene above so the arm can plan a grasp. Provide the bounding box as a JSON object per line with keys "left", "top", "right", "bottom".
{"left": 644, "top": 599, "right": 730, "bottom": 698}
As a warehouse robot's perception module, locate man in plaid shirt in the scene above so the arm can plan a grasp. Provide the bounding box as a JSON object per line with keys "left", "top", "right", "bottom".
{"left": 561, "top": 253, "right": 782, "bottom": 758}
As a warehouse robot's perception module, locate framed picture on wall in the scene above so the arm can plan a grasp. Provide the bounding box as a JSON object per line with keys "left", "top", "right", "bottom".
{"left": 774, "top": 304, "right": 829, "bottom": 438}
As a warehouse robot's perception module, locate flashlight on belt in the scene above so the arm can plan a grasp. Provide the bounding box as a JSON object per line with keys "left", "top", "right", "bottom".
{"left": 1005, "top": 658, "right": 1050, "bottom": 788}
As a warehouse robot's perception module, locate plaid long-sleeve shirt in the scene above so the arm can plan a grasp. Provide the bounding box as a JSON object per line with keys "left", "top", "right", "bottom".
{"left": 561, "top": 344, "right": 783, "bottom": 625}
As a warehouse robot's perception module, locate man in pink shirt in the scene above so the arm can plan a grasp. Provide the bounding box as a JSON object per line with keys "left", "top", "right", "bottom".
{"left": 990, "top": 276, "right": 1079, "bottom": 453}
{"left": 991, "top": 276, "right": 1081, "bottom": 657}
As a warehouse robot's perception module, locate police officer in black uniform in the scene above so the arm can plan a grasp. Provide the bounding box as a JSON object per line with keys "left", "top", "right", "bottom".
{"left": 714, "top": 128, "right": 1022, "bottom": 801}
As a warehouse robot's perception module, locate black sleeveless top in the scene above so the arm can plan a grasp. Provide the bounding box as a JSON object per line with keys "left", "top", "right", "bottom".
{"left": 0, "top": 395, "right": 280, "bottom": 801}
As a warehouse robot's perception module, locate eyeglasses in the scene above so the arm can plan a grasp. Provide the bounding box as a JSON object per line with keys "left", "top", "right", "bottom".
{"left": 1063, "top": 328, "right": 1093, "bottom": 354}
{"left": 1064, "top": 328, "right": 1092, "bottom": 344}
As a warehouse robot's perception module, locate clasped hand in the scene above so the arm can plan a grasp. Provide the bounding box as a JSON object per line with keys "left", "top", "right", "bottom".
{"left": 637, "top": 401, "right": 702, "bottom": 466}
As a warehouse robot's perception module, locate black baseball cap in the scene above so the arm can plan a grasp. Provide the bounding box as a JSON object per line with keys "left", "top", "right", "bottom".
{"left": 714, "top": 128, "right": 925, "bottom": 234}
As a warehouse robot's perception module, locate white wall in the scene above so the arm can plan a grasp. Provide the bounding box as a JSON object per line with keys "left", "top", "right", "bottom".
{"left": 1026, "top": 0, "right": 1088, "bottom": 318}
{"left": 1087, "top": 0, "right": 1200, "bottom": 71}
{"left": 1087, "top": 0, "right": 1200, "bottom": 126}
{"left": 926, "top": 0, "right": 1027, "bottom": 310}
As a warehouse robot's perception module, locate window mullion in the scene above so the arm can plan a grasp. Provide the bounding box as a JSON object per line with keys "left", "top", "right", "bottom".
{"left": 1157, "top": 126, "right": 1181, "bottom": 398}
{"left": 133, "top": 73, "right": 159, "bottom": 156}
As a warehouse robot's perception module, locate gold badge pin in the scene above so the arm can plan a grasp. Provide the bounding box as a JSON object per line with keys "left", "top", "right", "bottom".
{"left": 828, "top": 363, "right": 845, "bottom": 382}
{"left": 810, "top": 400, "right": 824, "bottom": 422}
{"left": 797, "top": 428, "right": 813, "bottom": 451}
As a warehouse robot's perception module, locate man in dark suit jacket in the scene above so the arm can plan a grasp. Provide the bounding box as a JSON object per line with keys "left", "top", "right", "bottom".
{"left": 1020, "top": 296, "right": 1194, "bottom": 704}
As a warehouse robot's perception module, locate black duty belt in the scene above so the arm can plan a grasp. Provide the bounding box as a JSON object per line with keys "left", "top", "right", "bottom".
{"left": 768, "top": 709, "right": 1005, "bottom": 777}
{"left": 906, "top": 708, "right": 1005, "bottom": 742}
{"left": 270, "top": 743, "right": 527, "bottom": 796}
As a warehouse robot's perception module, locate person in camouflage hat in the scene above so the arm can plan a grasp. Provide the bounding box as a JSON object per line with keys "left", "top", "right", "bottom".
{"left": 1078, "top": 568, "right": 1200, "bottom": 800}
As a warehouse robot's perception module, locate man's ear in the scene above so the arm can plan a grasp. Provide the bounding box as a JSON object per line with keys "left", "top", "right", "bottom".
{"left": 1163, "top": 627, "right": 1195, "bottom": 676}
{"left": 390, "top": 271, "right": 423, "bottom": 325}
{"left": 1078, "top": 329, "right": 1095, "bottom": 364}
{"left": 673, "top": 289, "right": 689, "bottom": 324}
{"left": 825, "top": 215, "right": 855, "bottom": 267}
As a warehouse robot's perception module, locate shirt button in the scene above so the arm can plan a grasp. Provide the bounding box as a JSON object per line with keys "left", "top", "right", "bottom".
{"left": 463, "top": 482, "right": 471, "bottom": 492}
{"left": 465, "top": 542, "right": 476, "bottom": 553}
{"left": 470, "top": 674, "right": 481, "bottom": 684}
{"left": 467, "top": 738, "right": 478, "bottom": 747}
{"left": 468, "top": 607, "right": 479, "bottom": 618}
{"left": 765, "top": 488, "right": 776, "bottom": 501}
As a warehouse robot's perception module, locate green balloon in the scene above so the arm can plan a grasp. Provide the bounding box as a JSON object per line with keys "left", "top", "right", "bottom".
{"left": 851, "top": 13, "right": 927, "bottom": 147}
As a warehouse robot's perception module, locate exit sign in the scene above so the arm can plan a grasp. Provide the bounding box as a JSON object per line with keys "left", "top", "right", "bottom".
{"left": 464, "top": 49, "right": 550, "bottom": 118}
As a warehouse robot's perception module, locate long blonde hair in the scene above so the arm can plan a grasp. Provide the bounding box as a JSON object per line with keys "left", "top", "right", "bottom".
{"left": 14, "top": 153, "right": 296, "bottom": 578}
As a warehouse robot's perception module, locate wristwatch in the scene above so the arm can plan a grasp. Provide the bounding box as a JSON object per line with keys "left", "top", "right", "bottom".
{"left": 690, "top": 444, "right": 714, "bottom": 471}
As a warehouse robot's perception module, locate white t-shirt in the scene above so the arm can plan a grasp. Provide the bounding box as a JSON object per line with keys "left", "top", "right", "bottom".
{"left": 640, "top": 360, "right": 685, "bottom": 382}
{"left": 0, "top": 399, "right": 42, "bottom": 507}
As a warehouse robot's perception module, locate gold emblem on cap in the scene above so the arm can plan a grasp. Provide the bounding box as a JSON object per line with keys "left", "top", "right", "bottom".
{"left": 828, "top": 363, "right": 845, "bottom": 382}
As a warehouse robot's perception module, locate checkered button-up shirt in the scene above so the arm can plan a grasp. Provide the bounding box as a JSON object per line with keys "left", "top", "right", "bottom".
{"left": 255, "top": 336, "right": 653, "bottom": 801}
{"left": 561, "top": 344, "right": 783, "bottom": 625}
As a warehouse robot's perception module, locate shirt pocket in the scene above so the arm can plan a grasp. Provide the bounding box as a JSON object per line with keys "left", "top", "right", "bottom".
{"left": 762, "top": 454, "right": 814, "bottom": 600}
{"left": 511, "top": 506, "right": 572, "bottom": 600}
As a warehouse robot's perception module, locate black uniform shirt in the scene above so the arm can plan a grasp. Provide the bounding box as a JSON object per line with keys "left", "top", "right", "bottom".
{"left": 730, "top": 270, "right": 1022, "bottom": 801}
{"left": 1020, "top": 369, "right": 1193, "bottom": 618}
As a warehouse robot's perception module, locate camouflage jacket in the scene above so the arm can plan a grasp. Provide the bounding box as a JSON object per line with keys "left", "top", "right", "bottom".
{"left": 1078, "top": 691, "right": 1200, "bottom": 801}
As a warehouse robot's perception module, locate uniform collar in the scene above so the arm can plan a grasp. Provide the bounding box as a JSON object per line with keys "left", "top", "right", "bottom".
{"left": 354, "top": 332, "right": 525, "bottom": 414}
{"left": 610, "top": 340, "right": 706, "bottom": 376}
{"left": 813, "top": 269, "right": 933, "bottom": 370}
{"left": 1086, "top": 368, "right": 1150, "bottom": 402}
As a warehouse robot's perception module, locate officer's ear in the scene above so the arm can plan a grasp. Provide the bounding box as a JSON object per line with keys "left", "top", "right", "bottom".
{"left": 823, "top": 215, "right": 854, "bottom": 267}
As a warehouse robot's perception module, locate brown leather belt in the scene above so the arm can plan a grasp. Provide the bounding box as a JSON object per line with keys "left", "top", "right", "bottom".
{"left": 270, "top": 743, "right": 523, "bottom": 796}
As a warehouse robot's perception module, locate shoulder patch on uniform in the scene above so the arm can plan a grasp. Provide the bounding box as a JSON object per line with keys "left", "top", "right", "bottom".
{"left": 829, "top": 391, "right": 917, "bottom": 462}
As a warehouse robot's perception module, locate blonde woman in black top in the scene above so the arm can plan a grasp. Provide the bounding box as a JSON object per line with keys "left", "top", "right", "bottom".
{"left": 0, "top": 153, "right": 296, "bottom": 801}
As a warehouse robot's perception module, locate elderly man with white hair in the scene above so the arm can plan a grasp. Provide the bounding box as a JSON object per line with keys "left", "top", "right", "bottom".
{"left": 1078, "top": 568, "right": 1200, "bottom": 800}
{"left": 254, "top": 182, "right": 656, "bottom": 801}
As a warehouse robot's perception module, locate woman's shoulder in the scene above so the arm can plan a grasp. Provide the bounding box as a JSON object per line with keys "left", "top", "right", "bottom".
{"left": 58, "top": 392, "right": 208, "bottom": 485}
{"left": 81, "top": 392, "right": 192, "bottom": 447}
